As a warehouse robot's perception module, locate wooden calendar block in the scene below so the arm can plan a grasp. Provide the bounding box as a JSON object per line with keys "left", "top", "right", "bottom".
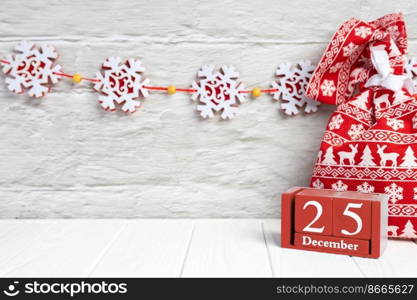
{"left": 281, "top": 187, "right": 306, "bottom": 247}
{"left": 281, "top": 187, "right": 388, "bottom": 258}
{"left": 294, "top": 189, "right": 333, "bottom": 236}
{"left": 333, "top": 196, "right": 372, "bottom": 240}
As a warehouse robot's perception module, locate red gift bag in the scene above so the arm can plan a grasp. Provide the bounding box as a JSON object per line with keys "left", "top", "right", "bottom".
{"left": 306, "top": 13, "right": 417, "bottom": 239}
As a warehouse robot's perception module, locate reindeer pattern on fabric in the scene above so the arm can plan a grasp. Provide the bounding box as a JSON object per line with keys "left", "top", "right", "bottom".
{"left": 307, "top": 13, "right": 417, "bottom": 239}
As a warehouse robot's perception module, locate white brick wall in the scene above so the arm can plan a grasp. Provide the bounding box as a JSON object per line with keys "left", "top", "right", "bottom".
{"left": 0, "top": 0, "right": 416, "bottom": 218}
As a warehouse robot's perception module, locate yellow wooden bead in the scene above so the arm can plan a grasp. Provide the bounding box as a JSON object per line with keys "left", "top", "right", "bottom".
{"left": 167, "top": 85, "right": 176, "bottom": 95}
{"left": 72, "top": 74, "right": 82, "bottom": 83}
{"left": 252, "top": 87, "right": 262, "bottom": 98}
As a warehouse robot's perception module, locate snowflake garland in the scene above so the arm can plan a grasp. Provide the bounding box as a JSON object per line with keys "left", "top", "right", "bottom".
{"left": 3, "top": 40, "right": 417, "bottom": 120}
{"left": 271, "top": 60, "right": 319, "bottom": 115}
{"left": 2, "top": 41, "right": 62, "bottom": 98}
{"left": 93, "top": 57, "right": 150, "bottom": 113}
{"left": 191, "top": 65, "right": 246, "bottom": 120}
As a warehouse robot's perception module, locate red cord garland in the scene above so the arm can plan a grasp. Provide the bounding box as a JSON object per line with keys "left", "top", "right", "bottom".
{"left": 143, "top": 86, "right": 197, "bottom": 93}
{"left": 0, "top": 58, "right": 277, "bottom": 95}
{"left": 239, "top": 89, "right": 278, "bottom": 94}
{"left": 53, "top": 72, "right": 99, "bottom": 83}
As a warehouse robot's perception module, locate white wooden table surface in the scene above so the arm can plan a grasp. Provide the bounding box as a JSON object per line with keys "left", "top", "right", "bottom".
{"left": 0, "top": 219, "right": 416, "bottom": 278}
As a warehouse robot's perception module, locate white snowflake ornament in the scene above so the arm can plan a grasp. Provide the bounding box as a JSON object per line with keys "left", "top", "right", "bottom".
{"left": 191, "top": 65, "right": 246, "bottom": 120}
{"left": 271, "top": 60, "right": 319, "bottom": 115}
{"left": 93, "top": 57, "right": 150, "bottom": 113}
{"left": 2, "top": 41, "right": 62, "bottom": 98}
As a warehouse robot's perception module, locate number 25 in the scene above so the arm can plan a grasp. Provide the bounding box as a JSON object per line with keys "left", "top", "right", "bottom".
{"left": 302, "top": 201, "right": 363, "bottom": 235}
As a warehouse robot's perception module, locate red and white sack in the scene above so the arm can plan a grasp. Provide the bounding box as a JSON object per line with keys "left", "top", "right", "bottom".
{"left": 306, "top": 13, "right": 417, "bottom": 239}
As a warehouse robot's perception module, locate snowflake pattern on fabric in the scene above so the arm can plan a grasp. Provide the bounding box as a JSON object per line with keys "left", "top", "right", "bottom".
{"left": 93, "top": 57, "right": 150, "bottom": 113}
{"left": 329, "top": 62, "right": 344, "bottom": 73}
{"left": 342, "top": 42, "right": 358, "bottom": 57}
{"left": 191, "top": 65, "right": 246, "bottom": 119}
{"left": 2, "top": 41, "right": 62, "bottom": 98}
{"left": 348, "top": 124, "right": 365, "bottom": 140}
{"left": 387, "top": 118, "right": 405, "bottom": 130}
{"left": 320, "top": 79, "right": 336, "bottom": 96}
{"left": 328, "top": 114, "right": 344, "bottom": 130}
{"left": 386, "top": 25, "right": 401, "bottom": 41}
{"left": 271, "top": 60, "right": 319, "bottom": 115}
{"left": 332, "top": 180, "right": 348, "bottom": 192}
{"left": 385, "top": 183, "right": 404, "bottom": 204}
{"left": 312, "top": 179, "right": 324, "bottom": 189}
{"left": 354, "top": 26, "right": 372, "bottom": 38}
{"left": 357, "top": 182, "right": 375, "bottom": 193}
{"left": 307, "top": 13, "right": 417, "bottom": 239}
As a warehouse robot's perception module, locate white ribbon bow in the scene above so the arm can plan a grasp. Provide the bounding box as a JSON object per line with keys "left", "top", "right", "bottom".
{"left": 365, "top": 46, "right": 415, "bottom": 94}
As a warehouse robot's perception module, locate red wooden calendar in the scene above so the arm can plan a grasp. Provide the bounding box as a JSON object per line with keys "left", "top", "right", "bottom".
{"left": 281, "top": 187, "right": 388, "bottom": 258}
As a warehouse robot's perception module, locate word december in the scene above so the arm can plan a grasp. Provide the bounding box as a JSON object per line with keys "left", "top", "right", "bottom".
{"left": 298, "top": 234, "right": 361, "bottom": 251}
{"left": 303, "top": 236, "right": 359, "bottom": 251}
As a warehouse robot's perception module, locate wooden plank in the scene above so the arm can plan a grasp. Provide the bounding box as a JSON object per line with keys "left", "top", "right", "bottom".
{"left": 1, "top": 220, "right": 125, "bottom": 277}
{"left": 4, "top": 219, "right": 416, "bottom": 278}
{"left": 89, "top": 220, "right": 194, "bottom": 277}
{"left": 0, "top": 220, "right": 58, "bottom": 276}
{"left": 352, "top": 239, "right": 417, "bottom": 277}
{"left": 263, "top": 219, "right": 364, "bottom": 277}
{"left": 181, "top": 219, "right": 272, "bottom": 277}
